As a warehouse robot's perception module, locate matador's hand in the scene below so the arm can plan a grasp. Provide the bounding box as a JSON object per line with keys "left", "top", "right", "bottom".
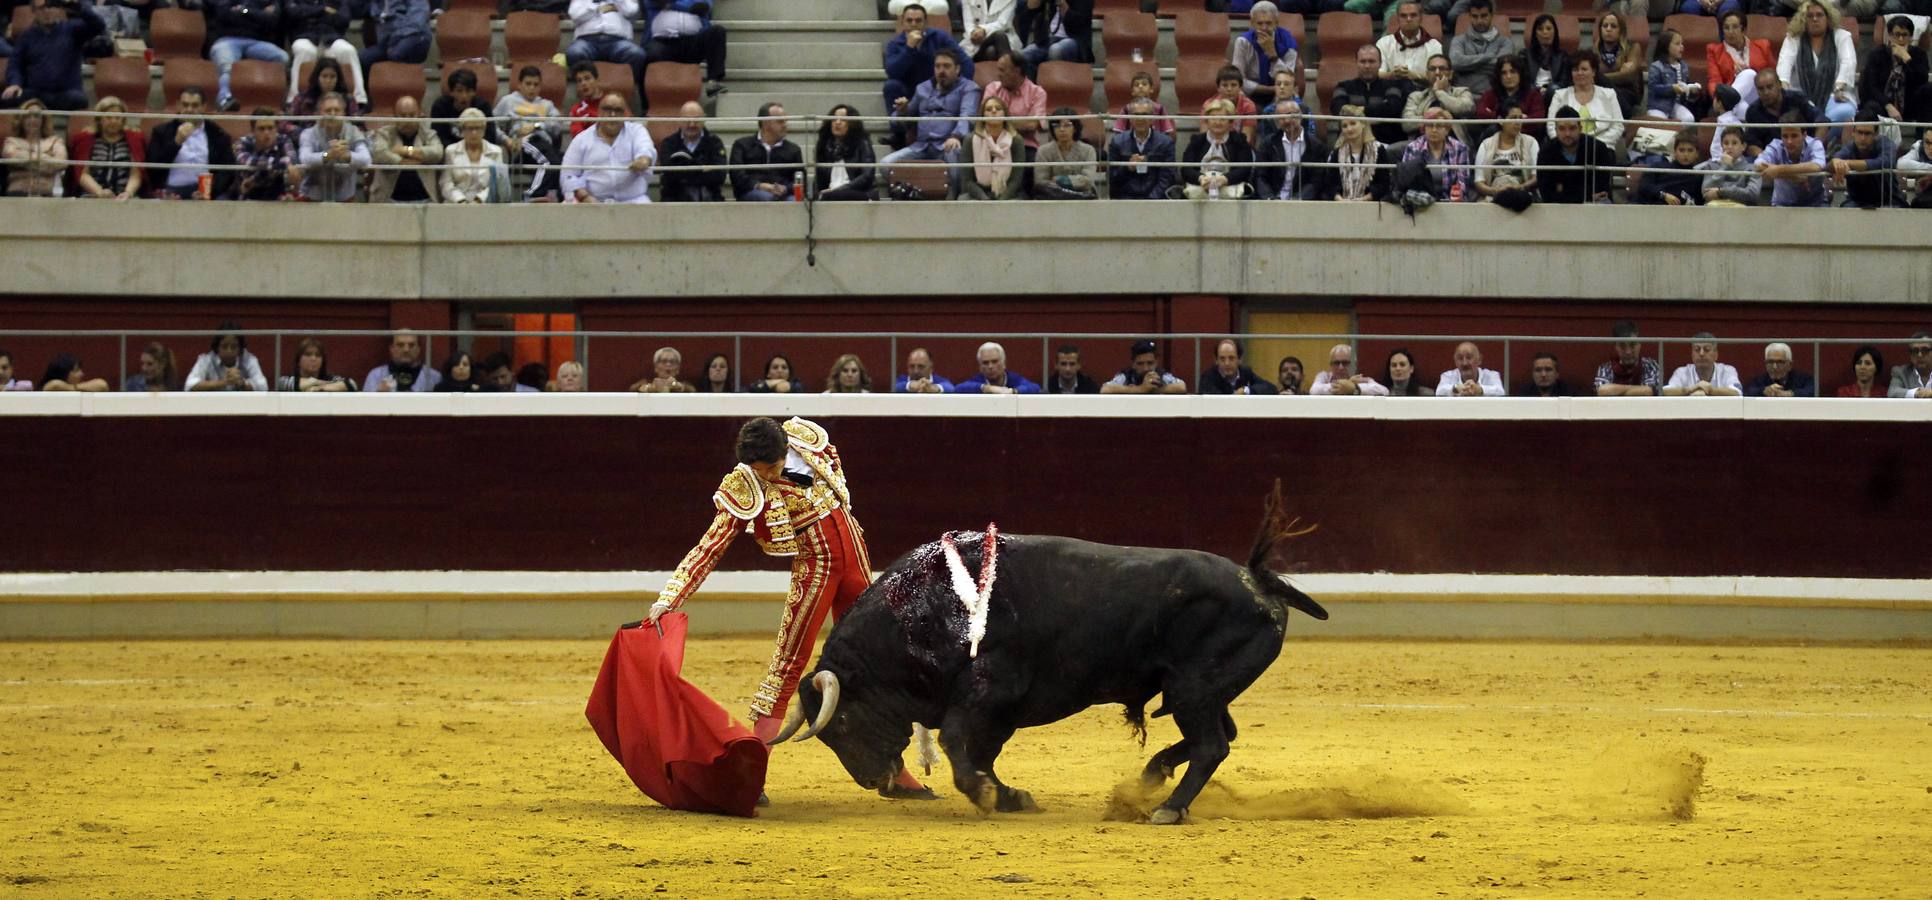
{"left": 647, "top": 599, "right": 672, "bottom": 624}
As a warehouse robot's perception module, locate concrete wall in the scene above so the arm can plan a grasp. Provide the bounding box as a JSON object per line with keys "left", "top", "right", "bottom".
{"left": 6, "top": 199, "right": 1930, "bottom": 305}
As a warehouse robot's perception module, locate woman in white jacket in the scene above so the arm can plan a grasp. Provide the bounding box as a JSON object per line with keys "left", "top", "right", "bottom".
{"left": 959, "top": 0, "right": 1017, "bottom": 62}
{"left": 1776, "top": 0, "right": 1857, "bottom": 136}
{"left": 1547, "top": 55, "right": 1625, "bottom": 148}
{"left": 440, "top": 108, "right": 509, "bottom": 204}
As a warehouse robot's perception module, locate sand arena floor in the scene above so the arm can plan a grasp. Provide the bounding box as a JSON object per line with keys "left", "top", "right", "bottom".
{"left": 2, "top": 638, "right": 1929, "bottom": 898}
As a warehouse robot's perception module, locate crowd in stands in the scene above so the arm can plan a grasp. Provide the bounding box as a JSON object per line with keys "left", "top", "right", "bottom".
{"left": 6, "top": 0, "right": 1932, "bottom": 203}
{"left": 7, "top": 323, "right": 1932, "bottom": 399}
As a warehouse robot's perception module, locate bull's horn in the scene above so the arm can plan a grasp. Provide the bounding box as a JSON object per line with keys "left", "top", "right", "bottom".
{"left": 793, "top": 671, "right": 841, "bottom": 742}
{"left": 766, "top": 701, "right": 807, "bottom": 746}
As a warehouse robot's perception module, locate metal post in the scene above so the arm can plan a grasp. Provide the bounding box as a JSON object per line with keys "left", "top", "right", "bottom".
{"left": 888, "top": 335, "right": 898, "bottom": 387}
{"left": 1502, "top": 338, "right": 1511, "bottom": 391}
{"left": 274, "top": 333, "right": 283, "bottom": 388}
{"left": 1191, "top": 338, "right": 1201, "bottom": 387}
{"left": 1041, "top": 336, "right": 1050, "bottom": 386}
{"left": 118, "top": 334, "right": 127, "bottom": 390}
{"left": 582, "top": 330, "right": 592, "bottom": 389}
{"left": 733, "top": 334, "right": 742, "bottom": 392}
{"left": 1813, "top": 341, "right": 1822, "bottom": 395}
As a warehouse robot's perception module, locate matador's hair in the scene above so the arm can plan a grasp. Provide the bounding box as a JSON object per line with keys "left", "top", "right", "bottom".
{"left": 736, "top": 417, "right": 788, "bottom": 465}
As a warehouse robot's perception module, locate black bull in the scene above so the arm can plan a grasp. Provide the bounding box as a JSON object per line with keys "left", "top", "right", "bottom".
{"left": 770, "top": 494, "right": 1327, "bottom": 824}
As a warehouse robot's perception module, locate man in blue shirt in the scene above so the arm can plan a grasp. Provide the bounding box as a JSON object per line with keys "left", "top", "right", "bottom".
{"left": 882, "top": 3, "right": 974, "bottom": 137}
{"left": 2, "top": 0, "right": 105, "bottom": 111}
{"left": 359, "top": 0, "right": 433, "bottom": 75}
{"left": 1756, "top": 113, "right": 1829, "bottom": 208}
{"left": 957, "top": 342, "right": 1040, "bottom": 394}
{"left": 882, "top": 48, "right": 978, "bottom": 195}
{"left": 893, "top": 347, "right": 955, "bottom": 393}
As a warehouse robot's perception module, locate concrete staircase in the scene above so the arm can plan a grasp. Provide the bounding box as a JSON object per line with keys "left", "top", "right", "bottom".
{"left": 715, "top": 0, "right": 891, "bottom": 136}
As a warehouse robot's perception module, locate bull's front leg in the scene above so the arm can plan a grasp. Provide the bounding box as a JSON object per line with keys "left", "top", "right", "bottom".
{"left": 938, "top": 712, "right": 1039, "bottom": 817}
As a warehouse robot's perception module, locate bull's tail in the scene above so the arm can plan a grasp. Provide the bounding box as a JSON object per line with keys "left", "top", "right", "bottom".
{"left": 1248, "top": 480, "right": 1329, "bottom": 621}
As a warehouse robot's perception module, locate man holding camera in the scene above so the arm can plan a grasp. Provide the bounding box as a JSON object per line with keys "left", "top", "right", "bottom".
{"left": 2, "top": 0, "right": 105, "bottom": 112}
{"left": 365, "top": 331, "right": 442, "bottom": 392}
{"left": 1101, "top": 339, "right": 1188, "bottom": 394}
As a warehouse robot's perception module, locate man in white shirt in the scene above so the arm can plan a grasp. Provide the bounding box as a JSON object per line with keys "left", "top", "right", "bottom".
{"left": 1309, "top": 343, "right": 1388, "bottom": 395}
{"left": 1663, "top": 332, "right": 1743, "bottom": 397}
{"left": 644, "top": 0, "right": 728, "bottom": 97}
{"left": 563, "top": 93, "right": 657, "bottom": 204}
{"left": 1376, "top": 1, "right": 1442, "bottom": 91}
{"left": 565, "top": 0, "right": 648, "bottom": 98}
{"left": 1434, "top": 341, "right": 1505, "bottom": 396}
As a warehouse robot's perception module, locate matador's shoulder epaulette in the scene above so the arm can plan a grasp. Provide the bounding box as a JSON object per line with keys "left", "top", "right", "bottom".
{"left": 713, "top": 463, "right": 764, "bottom": 520}
{"left": 782, "top": 417, "right": 829, "bottom": 452}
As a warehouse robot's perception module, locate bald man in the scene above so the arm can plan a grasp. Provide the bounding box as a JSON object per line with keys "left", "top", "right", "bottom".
{"left": 1309, "top": 344, "right": 1388, "bottom": 396}
{"left": 657, "top": 100, "right": 728, "bottom": 202}
{"left": 1434, "top": 342, "right": 1505, "bottom": 396}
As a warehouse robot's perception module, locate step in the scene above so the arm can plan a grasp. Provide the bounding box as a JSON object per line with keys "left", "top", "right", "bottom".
{"left": 720, "top": 0, "right": 880, "bottom": 21}
{"left": 716, "top": 90, "right": 886, "bottom": 122}
{"left": 728, "top": 67, "right": 881, "bottom": 96}
{"left": 731, "top": 41, "right": 885, "bottom": 71}
{"left": 721, "top": 19, "right": 895, "bottom": 43}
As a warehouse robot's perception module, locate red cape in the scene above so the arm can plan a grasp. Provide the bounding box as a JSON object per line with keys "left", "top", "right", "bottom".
{"left": 585, "top": 614, "right": 770, "bottom": 817}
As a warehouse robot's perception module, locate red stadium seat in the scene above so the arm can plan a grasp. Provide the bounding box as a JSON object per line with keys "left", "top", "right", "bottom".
{"left": 1663, "top": 14, "right": 1719, "bottom": 48}
{"left": 367, "top": 61, "right": 426, "bottom": 116}
{"left": 149, "top": 8, "right": 206, "bottom": 63}
{"left": 1102, "top": 11, "right": 1158, "bottom": 62}
{"left": 505, "top": 12, "right": 563, "bottom": 63}
{"left": 436, "top": 11, "right": 494, "bottom": 63}
{"left": 595, "top": 61, "right": 641, "bottom": 113}
{"left": 228, "top": 60, "right": 288, "bottom": 114}
{"left": 445, "top": 61, "right": 499, "bottom": 105}
{"left": 1173, "top": 10, "right": 1231, "bottom": 60}
{"left": 1746, "top": 15, "right": 1787, "bottom": 46}
{"left": 1092, "top": 0, "right": 1143, "bottom": 17}
{"left": 89, "top": 56, "right": 152, "bottom": 112}
{"left": 1174, "top": 56, "right": 1221, "bottom": 118}
{"left": 1317, "top": 12, "right": 1373, "bottom": 64}
{"left": 1554, "top": 14, "right": 1584, "bottom": 54}
{"left": 443, "top": 0, "right": 503, "bottom": 17}
{"left": 973, "top": 65, "right": 998, "bottom": 88}
{"left": 1038, "top": 60, "right": 1096, "bottom": 112}
{"left": 1103, "top": 58, "right": 1160, "bottom": 116}
{"left": 161, "top": 58, "right": 218, "bottom": 110}
{"left": 1314, "top": 55, "right": 1352, "bottom": 117}
{"left": 644, "top": 60, "right": 701, "bottom": 142}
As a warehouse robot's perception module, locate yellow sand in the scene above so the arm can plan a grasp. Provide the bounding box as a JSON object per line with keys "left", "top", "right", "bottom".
{"left": 2, "top": 639, "right": 1929, "bottom": 897}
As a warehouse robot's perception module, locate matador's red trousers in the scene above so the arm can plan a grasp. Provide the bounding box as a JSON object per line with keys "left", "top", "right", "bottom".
{"left": 751, "top": 507, "right": 871, "bottom": 724}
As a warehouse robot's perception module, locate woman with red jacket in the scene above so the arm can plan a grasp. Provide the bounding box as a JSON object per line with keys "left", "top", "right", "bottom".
{"left": 1706, "top": 10, "right": 1774, "bottom": 107}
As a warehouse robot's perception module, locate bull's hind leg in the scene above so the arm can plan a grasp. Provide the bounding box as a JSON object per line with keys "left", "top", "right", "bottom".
{"left": 1149, "top": 700, "right": 1230, "bottom": 826}
{"left": 940, "top": 714, "right": 1040, "bottom": 816}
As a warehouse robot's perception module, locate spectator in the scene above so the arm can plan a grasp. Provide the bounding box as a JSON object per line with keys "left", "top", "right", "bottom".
{"left": 1111, "top": 70, "right": 1176, "bottom": 135}
{"left": 1402, "top": 53, "right": 1473, "bottom": 140}
{"left": 1512, "top": 351, "right": 1579, "bottom": 396}
{"left": 234, "top": 108, "right": 295, "bottom": 201}
{"left": 1648, "top": 29, "right": 1708, "bottom": 124}
{"left": 1382, "top": 347, "right": 1430, "bottom": 396}
{"left": 1548, "top": 55, "right": 1624, "bottom": 148}
{"left": 1175, "top": 98, "right": 1254, "bottom": 200}
{"left": 286, "top": 0, "right": 366, "bottom": 108}
{"left": 368, "top": 95, "right": 443, "bottom": 203}
{"left": 432, "top": 351, "right": 476, "bottom": 392}
{"left": 1032, "top": 107, "right": 1096, "bottom": 199}
{"left": 366, "top": 330, "right": 441, "bottom": 392}
{"left": 1276, "top": 356, "right": 1304, "bottom": 395}
{"left": 1400, "top": 106, "right": 1472, "bottom": 201}
{"left": 1743, "top": 65, "right": 1816, "bottom": 157}
{"left": 959, "top": 94, "right": 1024, "bottom": 199}
{"left": 1307, "top": 106, "right": 1392, "bottom": 201}
{"left": 1835, "top": 345, "right": 1885, "bottom": 398}
{"left": 983, "top": 50, "right": 1047, "bottom": 151}
{"left": 1594, "top": 321, "right": 1662, "bottom": 396}
{"left": 1708, "top": 83, "right": 1746, "bottom": 159}
{"left": 1309, "top": 343, "right": 1388, "bottom": 395}
{"left": 1255, "top": 69, "right": 1304, "bottom": 146}
{"left": 1473, "top": 104, "right": 1538, "bottom": 200}
{"left": 496, "top": 65, "right": 565, "bottom": 202}
{"left": 1859, "top": 16, "right": 1928, "bottom": 127}
{"left": 1708, "top": 10, "right": 1772, "bottom": 109}
{"left": 1632, "top": 132, "right": 1706, "bottom": 205}
{"left": 960, "top": 0, "right": 1019, "bottom": 62}
{"left": 206, "top": 0, "right": 289, "bottom": 110}
{"left": 1698, "top": 127, "right": 1760, "bottom": 206}
{"left": 812, "top": 103, "right": 877, "bottom": 201}
{"left": 1016, "top": 0, "right": 1092, "bottom": 70}
{"left": 360, "top": 0, "right": 432, "bottom": 74}
{"left": 656, "top": 101, "right": 727, "bottom": 202}
{"left": 68, "top": 95, "right": 144, "bottom": 200}
{"left": 555, "top": 361, "right": 587, "bottom": 392}
{"left": 1537, "top": 108, "right": 1616, "bottom": 204}
{"left": 644, "top": 0, "right": 729, "bottom": 97}
{"left": 564, "top": 93, "right": 656, "bottom": 204}
{"left": 298, "top": 92, "right": 370, "bottom": 202}
{"left": 286, "top": 58, "right": 361, "bottom": 138}
{"left": 476, "top": 353, "right": 524, "bottom": 392}
{"left": 884, "top": 48, "right": 978, "bottom": 190}
{"left": 569, "top": 61, "right": 604, "bottom": 138}
{"left": 516, "top": 363, "right": 549, "bottom": 392}
{"left": 1900, "top": 125, "right": 1932, "bottom": 209}
{"left": 122, "top": 342, "right": 177, "bottom": 392}
{"left": 1209, "top": 65, "right": 1262, "bottom": 145}
{"left": 1890, "top": 332, "right": 1932, "bottom": 398}
{"left": 1588, "top": 11, "right": 1642, "bottom": 116}
{"left": 889, "top": 0, "right": 950, "bottom": 13}
{"left": 1475, "top": 55, "right": 1546, "bottom": 144}
{"left": 186, "top": 326, "right": 268, "bottom": 392}
{"left": 747, "top": 354, "right": 806, "bottom": 393}
{"left": 1448, "top": 0, "right": 1515, "bottom": 96}
{"left": 430, "top": 68, "right": 498, "bottom": 146}
{"left": 1101, "top": 339, "right": 1187, "bottom": 394}
{"left": 1831, "top": 123, "right": 1902, "bottom": 209}
{"left": 1376, "top": 2, "right": 1442, "bottom": 91}
{"left": 440, "top": 107, "right": 509, "bottom": 203}
{"left": 1776, "top": 0, "right": 1856, "bottom": 137}
{"left": 277, "top": 337, "right": 356, "bottom": 391}
{"left": 1232, "top": 2, "right": 1299, "bottom": 103}
{"left": 1, "top": 0, "right": 104, "bottom": 111}
{"left": 631, "top": 347, "right": 695, "bottom": 392}
{"left": 895, "top": 347, "right": 955, "bottom": 393}
{"left": 1681, "top": 0, "right": 1739, "bottom": 18}
{"left": 1200, "top": 339, "right": 1277, "bottom": 395}
{"left": 37, "top": 354, "right": 108, "bottom": 391}
{"left": 1434, "top": 341, "right": 1503, "bottom": 396}
{"left": 958, "top": 341, "right": 1041, "bottom": 393}
{"left": 1107, "top": 98, "right": 1176, "bottom": 199}
{"left": 1663, "top": 332, "right": 1743, "bottom": 396}
{"left": 1045, "top": 343, "right": 1099, "bottom": 394}
{"left": 884, "top": 3, "right": 974, "bottom": 136}
{"left": 823, "top": 354, "right": 874, "bottom": 393}
{"left": 694, "top": 353, "right": 733, "bottom": 393}
{"left": 1756, "top": 112, "right": 1828, "bottom": 207}
{"left": 1522, "top": 14, "right": 1571, "bottom": 101}
{"left": 1745, "top": 342, "right": 1815, "bottom": 397}
{"left": 566, "top": 0, "right": 648, "bottom": 100}
{"left": 1329, "top": 45, "right": 1410, "bottom": 145}
{"left": 1256, "top": 102, "right": 1326, "bottom": 200}
{"left": 148, "top": 88, "right": 237, "bottom": 199}
{"left": 0, "top": 349, "right": 27, "bottom": 390}
{"left": 730, "top": 102, "right": 804, "bottom": 202}
{"left": 2, "top": 99, "right": 65, "bottom": 196}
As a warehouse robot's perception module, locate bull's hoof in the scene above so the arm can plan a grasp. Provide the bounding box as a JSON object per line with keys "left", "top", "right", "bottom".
{"left": 878, "top": 784, "right": 938, "bottom": 801}
{"left": 756, "top": 792, "right": 771, "bottom": 807}
{"left": 1148, "top": 806, "right": 1188, "bottom": 826}
{"left": 996, "top": 789, "right": 1040, "bottom": 813}
{"left": 1140, "top": 763, "right": 1176, "bottom": 788}
{"left": 970, "top": 781, "right": 999, "bottom": 817}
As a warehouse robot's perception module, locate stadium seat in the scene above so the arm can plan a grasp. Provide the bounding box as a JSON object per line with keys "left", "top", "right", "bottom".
{"left": 1747, "top": 15, "right": 1787, "bottom": 45}
{"left": 1039, "top": 60, "right": 1096, "bottom": 111}
{"left": 367, "top": 61, "right": 426, "bottom": 116}
{"left": 1092, "top": 0, "right": 1144, "bottom": 17}
{"left": 1102, "top": 11, "right": 1158, "bottom": 62}
{"left": 1173, "top": 10, "right": 1231, "bottom": 60}
{"left": 443, "top": 0, "right": 503, "bottom": 16}
{"left": 229, "top": 60, "right": 288, "bottom": 113}
{"left": 149, "top": 8, "right": 207, "bottom": 62}
{"left": 437, "top": 11, "right": 494, "bottom": 63}
{"left": 446, "top": 60, "right": 500, "bottom": 105}
{"left": 644, "top": 60, "right": 701, "bottom": 142}
{"left": 511, "top": 59, "right": 569, "bottom": 108}
{"left": 1554, "top": 15, "right": 1584, "bottom": 54}
{"left": 973, "top": 65, "right": 998, "bottom": 88}
{"left": 1317, "top": 12, "right": 1372, "bottom": 64}
{"left": 89, "top": 56, "right": 152, "bottom": 112}
{"left": 1422, "top": 14, "right": 1443, "bottom": 38}
{"left": 1102, "top": 58, "right": 1160, "bottom": 116}
{"left": 1663, "top": 14, "right": 1718, "bottom": 48}
{"left": 296, "top": 61, "right": 364, "bottom": 103}
{"left": 1314, "top": 55, "right": 1352, "bottom": 118}
{"left": 161, "top": 58, "right": 218, "bottom": 110}
{"left": 1174, "top": 56, "right": 1221, "bottom": 116}
{"left": 1624, "top": 15, "right": 1650, "bottom": 52}
{"left": 595, "top": 61, "right": 641, "bottom": 113}
{"left": 504, "top": 12, "right": 563, "bottom": 63}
